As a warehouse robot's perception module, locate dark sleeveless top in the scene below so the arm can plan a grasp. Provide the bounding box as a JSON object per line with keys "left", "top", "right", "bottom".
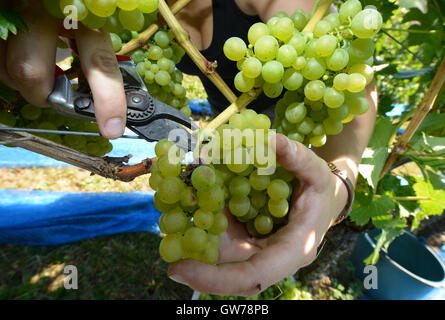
{"left": 176, "top": 0, "right": 281, "bottom": 115}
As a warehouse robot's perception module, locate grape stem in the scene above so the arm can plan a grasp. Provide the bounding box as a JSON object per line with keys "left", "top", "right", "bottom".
{"left": 157, "top": 0, "right": 238, "bottom": 103}
{"left": 303, "top": 0, "right": 333, "bottom": 33}
{"left": 118, "top": 0, "right": 194, "bottom": 55}
{"left": 379, "top": 56, "right": 445, "bottom": 180}
{"left": 0, "top": 123, "right": 154, "bottom": 182}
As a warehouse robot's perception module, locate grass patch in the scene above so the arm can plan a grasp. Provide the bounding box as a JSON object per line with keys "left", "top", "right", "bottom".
{"left": 0, "top": 233, "right": 193, "bottom": 300}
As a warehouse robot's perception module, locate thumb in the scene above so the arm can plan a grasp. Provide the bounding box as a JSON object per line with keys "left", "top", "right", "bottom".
{"left": 273, "top": 134, "right": 331, "bottom": 187}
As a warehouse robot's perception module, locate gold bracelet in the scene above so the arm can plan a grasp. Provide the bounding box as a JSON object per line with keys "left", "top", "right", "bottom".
{"left": 328, "top": 163, "right": 354, "bottom": 226}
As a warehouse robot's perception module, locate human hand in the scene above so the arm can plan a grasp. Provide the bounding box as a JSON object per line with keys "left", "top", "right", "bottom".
{"left": 0, "top": 0, "right": 127, "bottom": 139}
{"left": 168, "top": 134, "right": 349, "bottom": 297}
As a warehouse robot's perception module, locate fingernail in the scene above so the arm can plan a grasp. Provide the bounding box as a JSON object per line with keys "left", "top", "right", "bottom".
{"left": 169, "top": 273, "right": 188, "bottom": 286}
{"left": 104, "top": 118, "right": 125, "bottom": 139}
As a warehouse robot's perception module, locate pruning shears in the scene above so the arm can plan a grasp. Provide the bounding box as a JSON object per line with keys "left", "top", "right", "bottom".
{"left": 48, "top": 55, "right": 198, "bottom": 151}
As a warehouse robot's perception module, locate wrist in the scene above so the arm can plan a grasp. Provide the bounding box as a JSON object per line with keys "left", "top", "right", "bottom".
{"left": 329, "top": 162, "right": 355, "bottom": 227}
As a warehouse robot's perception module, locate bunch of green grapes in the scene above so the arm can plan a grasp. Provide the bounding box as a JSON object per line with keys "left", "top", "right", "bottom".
{"left": 44, "top": 0, "right": 191, "bottom": 115}
{"left": 44, "top": 0, "right": 158, "bottom": 32}
{"left": 223, "top": 0, "right": 382, "bottom": 147}
{"left": 125, "top": 30, "right": 191, "bottom": 116}
{"left": 150, "top": 140, "right": 228, "bottom": 264}
{"left": 203, "top": 109, "right": 296, "bottom": 237}
{"left": 1, "top": 103, "right": 112, "bottom": 156}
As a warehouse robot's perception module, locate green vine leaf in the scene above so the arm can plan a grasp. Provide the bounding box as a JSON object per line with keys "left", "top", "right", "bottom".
{"left": 413, "top": 178, "right": 445, "bottom": 216}
{"left": 359, "top": 116, "right": 395, "bottom": 189}
{"left": 0, "top": 8, "right": 28, "bottom": 40}
{"left": 350, "top": 194, "right": 396, "bottom": 227}
{"left": 364, "top": 218, "right": 407, "bottom": 265}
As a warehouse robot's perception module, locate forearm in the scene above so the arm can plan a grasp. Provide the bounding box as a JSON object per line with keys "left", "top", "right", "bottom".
{"left": 313, "top": 81, "right": 378, "bottom": 186}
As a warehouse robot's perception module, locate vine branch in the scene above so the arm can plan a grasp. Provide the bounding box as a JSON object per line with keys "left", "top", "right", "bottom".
{"left": 0, "top": 123, "right": 153, "bottom": 182}
{"left": 379, "top": 57, "right": 445, "bottom": 179}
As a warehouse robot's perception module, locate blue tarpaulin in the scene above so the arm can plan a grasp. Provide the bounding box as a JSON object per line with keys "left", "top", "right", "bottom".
{"left": 0, "top": 190, "right": 161, "bottom": 245}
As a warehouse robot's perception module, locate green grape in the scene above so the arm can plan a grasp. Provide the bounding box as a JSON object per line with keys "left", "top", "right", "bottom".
{"left": 182, "top": 227, "right": 208, "bottom": 252}
{"left": 274, "top": 10, "right": 289, "bottom": 18}
{"left": 254, "top": 214, "right": 273, "bottom": 235}
{"left": 130, "top": 48, "right": 147, "bottom": 63}
{"left": 324, "top": 87, "right": 345, "bottom": 109}
{"left": 244, "top": 205, "right": 259, "bottom": 220}
{"left": 155, "top": 141, "right": 174, "bottom": 159}
{"left": 191, "top": 166, "right": 216, "bottom": 191}
{"left": 309, "top": 134, "right": 327, "bottom": 147}
{"left": 157, "top": 57, "right": 171, "bottom": 71}
{"left": 304, "top": 80, "right": 326, "bottom": 101}
{"left": 293, "top": 56, "right": 306, "bottom": 70}
{"left": 286, "top": 33, "right": 305, "bottom": 56}
{"left": 234, "top": 71, "right": 255, "bottom": 92}
{"left": 180, "top": 106, "right": 191, "bottom": 117}
{"left": 153, "top": 191, "right": 177, "bottom": 212}
{"left": 285, "top": 102, "right": 306, "bottom": 124}
{"left": 162, "top": 207, "right": 188, "bottom": 233}
{"left": 144, "top": 70, "right": 155, "bottom": 83}
{"left": 302, "top": 57, "right": 325, "bottom": 80}
{"left": 118, "top": 8, "right": 144, "bottom": 31}
{"left": 248, "top": 22, "right": 270, "bottom": 45}
{"left": 229, "top": 113, "right": 247, "bottom": 130}
{"left": 139, "top": 0, "right": 158, "bottom": 13}
{"left": 154, "top": 30, "right": 170, "bottom": 48}
{"left": 159, "top": 234, "right": 183, "bottom": 263}
{"left": 267, "top": 179, "right": 289, "bottom": 200}
{"left": 254, "top": 35, "right": 279, "bottom": 62}
{"left": 315, "top": 35, "right": 337, "bottom": 58}
{"left": 268, "top": 198, "right": 289, "bottom": 218}
{"left": 277, "top": 44, "right": 298, "bottom": 68}
{"left": 262, "top": 60, "right": 284, "bottom": 84}
{"left": 104, "top": 12, "right": 124, "bottom": 33}
{"left": 193, "top": 209, "right": 214, "bottom": 230}
{"left": 117, "top": 0, "right": 139, "bottom": 11}
{"left": 208, "top": 233, "right": 222, "bottom": 247}
{"left": 313, "top": 20, "right": 332, "bottom": 38}
{"left": 44, "top": 0, "right": 65, "bottom": 18}
{"left": 249, "top": 169, "right": 270, "bottom": 191}
{"left": 328, "top": 103, "right": 349, "bottom": 121}
{"left": 200, "top": 242, "right": 219, "bottom": 264}
{"left": 198, "top": 187, "right": 225, "bottom": 212}
{"left": 263, "top": 81, "right": 283, "bottom": 98}
{"left": 348, "top": 96, "right": 370, "bottom": 115}
{"left": 241, "top": 57, "right": 262, "bottom": 79}
{"left": 342, "top": 113, "right": 355, "bottom": 124}
{"left": 311, "top": 123, "right": 325, "bottom": 136}
{"left": 20, "top": 104, "right": 41, "bottom": 121}
{"left": 84, "top": 0, "right": 117, "bottom": 18}
{"left": 255, "top": 114, "right": 271, "bottom": 130}
{"left": 229, "top": 176, "right": 251, "bottom": 197}
{"left": 0, "top": 110, "right": 16, "bottom": 126}
{"left": 223, "top": 37, "right": 247, "bottom": 61}
{"left": 325, "top": 13, "right": 340, "bottom": 29}
{"left": 155, "top": 70, "right": 171, "bottom": 86}
{"left": 270, "top": 17, "right": 294, "bottom": 42}
{"left": 349, "top": 63, "right": 374, "bottom": 85}
{"left": 339, "top": 0, "right": 362, "bottom": 23}
{"left": 323, "top": 118, "right": 343, "bottom": 135}
{"left": 290, "top": 11, "right": 307, "bottom": 31}
{"left": 333, "top": 73, "right": 350, "bottom": 91}
{"left": 228, "top": 196, "right": 251, "bottom": 217}
{"left": 296, "top": 117, "right": 315, "bottom": 135}
{"left": 64, "top": 134, "right": 87, "bottom": 149}
{"left": 351, "top": 8, "right": 383, "bottom": 39}
{"left": 282, "top": 69, "right": 303, "bottom": 91}
{"left": 347, "top": 73, "right": 367, "bottom": 93}
{"left": 157, "top": 154, "right": 181, "bottom": 177}
{"left": 60, "top": 0, "right": 88, "bottom": 20}
{"left": 348, "top": 38, "right": 375, "bottom": 62}
{"left": 327, "top": 48, "right": 349, "bottom": 71}
{"left": 83, "top": 12, "right": 107, "bottom": 29}
{"left": 304, "top": 39, "right": 319, "bottom": 58}
{"left": 251, "top": 191, "right": 267, "bottom": 210}
{"left": 110, "top": 33, "right": 122, "bottom": 52}
{"left": 157, "top": 176, "right": 183, "bottom": 204}
{"left": 208, "top": 212, "right": 228, "bottom": 235}
{"left": 149, "top": 172, "right": 162, "bottom": 190}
